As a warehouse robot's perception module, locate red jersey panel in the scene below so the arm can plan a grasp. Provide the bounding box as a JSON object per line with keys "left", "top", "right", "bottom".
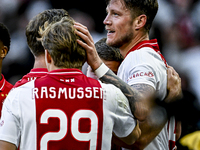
{"left": 0, "top": 74, "right": 13, "bottom": 117}
{"left": 14, "top": 68, "right": 48, "bottom": 88}
{"left": 34, "top": 69, "right": 103, "bottom": 150}
{"left": 126, "top": 39, "right": 167, "bottom": 67}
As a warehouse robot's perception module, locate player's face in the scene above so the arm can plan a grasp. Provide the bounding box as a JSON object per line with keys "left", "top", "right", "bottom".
{"left": 103, "top": 60, "right": 121, "bottom": 75}
{"left": 104, "top": 0, "right": 134, "bottom": 48}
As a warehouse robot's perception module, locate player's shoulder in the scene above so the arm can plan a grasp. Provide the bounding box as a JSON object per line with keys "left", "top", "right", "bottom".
{"left": 12, "top": 79, "right": 35, "bottom": 91}
{"left": 4, "top": 80, "right": 13, "bottom": 89}
{"left": 6, "top": 80, "right": 34, "bottom": 102}
{"left": 128, "top": 46, "right": 156, "bottom": 58}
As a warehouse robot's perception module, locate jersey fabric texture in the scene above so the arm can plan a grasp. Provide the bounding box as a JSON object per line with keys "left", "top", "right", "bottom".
{"left": 117, "top": 39, "right": 176, "bottom": 150}
{"left": 0, "top": 69, "right": 136, "bottom": 150}
{"left": 13, "top": 68, "right": 48, "bottom": 88}
{"left": 0, "top": 74, "right": 13, "bottom": 117}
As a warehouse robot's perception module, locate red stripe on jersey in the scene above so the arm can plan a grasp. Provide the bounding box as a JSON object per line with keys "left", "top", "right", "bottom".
{"left": 167, "top": 118, "right": 177, "bottom": 150}
{"left": 14, "top": 68, "right": 48, "bottom": 88}
{"left": 34, "top": 69, "right": 103, "bottom": 150}
{"left": 0, "top": 74, "right": 13, "bottom": 117}
{"left": 126, "top": 39, "right": 167, "bottom": 67}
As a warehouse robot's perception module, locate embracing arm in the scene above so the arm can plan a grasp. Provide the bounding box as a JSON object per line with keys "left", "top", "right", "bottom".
{"left": 96, "top": 67, "right": 146, "bottom": 121}
{"left": 123, "top": 84, "right": 167, "bottom": 149}
{"left": 95, "top": 64, "right": 167, "bottom": 149}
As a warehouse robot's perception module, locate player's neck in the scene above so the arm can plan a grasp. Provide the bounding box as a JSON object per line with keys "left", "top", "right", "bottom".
{"left": 120, "top": 33, "right": 149, "bottom": 57}
{"left": 33, "top": 55, "right": 46, "bottom": 69}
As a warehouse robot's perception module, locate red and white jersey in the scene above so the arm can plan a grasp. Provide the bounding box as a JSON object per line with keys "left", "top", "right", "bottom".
{"left": 118, "top": 39, "right": 176, "bottom": 150}
{"left": 0, "top": 69, "right": 136, "bottom": 150}
{"left": 14, "top": 68, "right": 48, "bottom": 88}
{"left": 0, "top": 74, "right": 13, "bottom": 117}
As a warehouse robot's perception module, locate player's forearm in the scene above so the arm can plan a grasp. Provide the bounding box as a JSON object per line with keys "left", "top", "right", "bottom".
{"left": 120, "top": 104, "right": 168, "bottom": 150}
{"left": 97, "top": 68, "right": 143, "bottom": 120}
{"left": 128, "top": 84, "right": 168, "bottom": 149}
{"left": 134, "top": 105, "right": 168, "bottom": 149}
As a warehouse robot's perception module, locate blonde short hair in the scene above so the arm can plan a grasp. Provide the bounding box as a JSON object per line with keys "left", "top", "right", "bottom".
{"left": 38, "top": 17, "right": 86, "bottom": 69}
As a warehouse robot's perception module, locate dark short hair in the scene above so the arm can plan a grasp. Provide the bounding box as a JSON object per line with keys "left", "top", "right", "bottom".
{"left": 0, "top": 22, "right": 11, "bottom": 53}
{"left": 26, "top": 9, "right": 69, "bottom": 57}
{"left": 95, "top": 38, "right": 124, "bottom": 62}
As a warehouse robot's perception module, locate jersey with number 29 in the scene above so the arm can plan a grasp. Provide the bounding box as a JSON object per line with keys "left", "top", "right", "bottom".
{"left": 0, "top": 69, "right": 136, "bottom": 150}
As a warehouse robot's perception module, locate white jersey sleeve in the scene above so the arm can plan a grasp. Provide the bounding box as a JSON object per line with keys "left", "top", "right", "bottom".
{"left": 100, "top": 82, "right": 136, "bottom": 138}
{"left": 0, "top": 81, "right": 36, "bottom": 149}
{"left": 0, "top": 88, "right": 21, "bottom": 147}
{"left": 118, "top": 48, "right": 167, "bottom": 100}
{"left": 112, "top": 86, "right": 136, "bottom": 137}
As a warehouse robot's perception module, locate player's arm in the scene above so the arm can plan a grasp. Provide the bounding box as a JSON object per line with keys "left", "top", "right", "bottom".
{"left": 109, "top": 83, "right": 167, "bottom": 149}
{"left": 0, "top": 141, "right": 17, "bottom": 150}
{"left": 95, "top": 67, "right": 144, "bottom": 120}
{"left": 109, "top": 82, "right": 167, "bottom": 149}
{"left": 165, "top": 66, "right": 182, "bottom": 104}
{"left": 115, "top": 120, "right": 141, "bottom": 145}
{"left": 122, "top": 84, "right": 167, "bottom": 149}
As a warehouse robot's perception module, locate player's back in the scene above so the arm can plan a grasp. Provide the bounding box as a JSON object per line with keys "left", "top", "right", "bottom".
{"left": 0, "top": 68, "right": 135, "bottom": 150}
{"left": 13, "top": 68, "right": 48, "bottom": 88}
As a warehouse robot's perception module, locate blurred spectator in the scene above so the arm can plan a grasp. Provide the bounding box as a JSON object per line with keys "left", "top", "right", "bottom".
{"left": 150, "top": 1, "right": 200, "bottom": 149}
{"left": 68, "top": 9, "right": 106, "bottom": 43}
{"left": 68, "top": 9, "right": 106, "bottom": 74}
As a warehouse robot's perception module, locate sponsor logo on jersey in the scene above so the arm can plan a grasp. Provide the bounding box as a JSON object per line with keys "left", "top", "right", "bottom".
{"left": 127, "top": 71, "right": 154, "bottom": 81}
{"left": 0, "top": 120, "right": 4, "bottom": 126}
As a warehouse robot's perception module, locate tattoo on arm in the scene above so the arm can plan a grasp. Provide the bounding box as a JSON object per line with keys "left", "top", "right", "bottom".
{"left": 99, "top": 70, "right": 156, "bottom": 119}
{"left": 99, "top": 70, "right": 139, "bottom": 114}
{"left": 131, "top": 84, "right": 155, "bottom": 97}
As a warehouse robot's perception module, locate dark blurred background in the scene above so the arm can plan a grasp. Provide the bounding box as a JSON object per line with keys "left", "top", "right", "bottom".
{"left": 1, "top": 0, "right": 200, "bottom": 149}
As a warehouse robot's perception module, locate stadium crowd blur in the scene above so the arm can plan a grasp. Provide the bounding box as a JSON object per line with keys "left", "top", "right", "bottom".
{"left": 0, "top": 0, "right": 200, "bottom": 149}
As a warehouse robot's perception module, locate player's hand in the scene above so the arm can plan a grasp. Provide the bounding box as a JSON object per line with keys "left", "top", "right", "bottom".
{"left": 174, "top": 145, "right": 177, "bottom": 150}
{"left": 74, "top": 22, "right": 103, "bottom": 71}
{"left": 165, "top": 66, "right": 183, "bottom": 103}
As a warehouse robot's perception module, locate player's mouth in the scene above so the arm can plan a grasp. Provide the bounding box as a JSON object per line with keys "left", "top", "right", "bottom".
{"left": 107, "top": 30, "right": 115, "bottom": 36}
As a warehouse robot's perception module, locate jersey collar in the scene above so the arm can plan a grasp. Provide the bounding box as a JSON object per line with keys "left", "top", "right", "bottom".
{"left": 48, "top": 68, "right": 83, "bottom": 75}
{"left": 125, "top": 39, "right": 167, "bottom": 67}
{"left": 126, "top": 39, "right": 159, "bottom": 57}
{"left": 30, "top": 68, "right": 48, "bottom": 73}
{"left": 0, "top": 74, "right": 6, "bottom": 91}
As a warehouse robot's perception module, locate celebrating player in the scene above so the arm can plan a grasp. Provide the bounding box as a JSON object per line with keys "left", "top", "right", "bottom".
{"left": 0, "top": 16, "right": 141, "bottom": 150}
{"left": 74, "top": 0, "right": 182, "bottom": 149}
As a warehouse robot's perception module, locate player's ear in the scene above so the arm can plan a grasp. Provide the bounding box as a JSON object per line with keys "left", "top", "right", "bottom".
{"left": 0, "top": 46, "right": 8, "bottom": 58}
{"left": 135, "top": 14, "right": 147, "bottom": 30}
{"left": 45, "top": 49, "right": 52, "bottom": 63}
